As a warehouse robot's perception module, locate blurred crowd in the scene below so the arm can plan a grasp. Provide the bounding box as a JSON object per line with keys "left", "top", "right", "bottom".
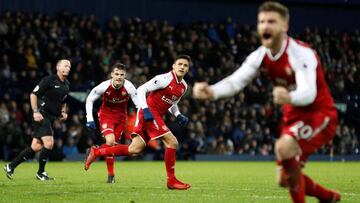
{"left": 0, "top": 11, "right": 359, "bottom": 161}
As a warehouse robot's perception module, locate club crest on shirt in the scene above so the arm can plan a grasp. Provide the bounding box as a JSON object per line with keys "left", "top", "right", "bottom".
{"left": 122, "top": 91, "right": 127, "bottom": 96}
{"left": 102, "top": 123, "right": 107, "bottom": 129}
{"left": 172, "top": 95, "right": 178, "bottom": 101}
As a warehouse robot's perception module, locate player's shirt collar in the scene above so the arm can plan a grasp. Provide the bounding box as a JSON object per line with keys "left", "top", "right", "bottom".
{"left": 171, "top": 70, "right": 182, "bottom": 84}
{"left": 111, "top": 79, "right": 124, "bottom": 89}
{"left": 266, "top": 35, "right": 289, "bottom": 61}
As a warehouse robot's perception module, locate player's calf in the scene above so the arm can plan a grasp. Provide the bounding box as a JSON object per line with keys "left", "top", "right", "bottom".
{"left": 276, "top": 166, "right": 288, "bottom": 188}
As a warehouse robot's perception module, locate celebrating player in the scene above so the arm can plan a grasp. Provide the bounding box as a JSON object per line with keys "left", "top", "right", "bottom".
{"left": 85, "top": 55, "right": 191, "bottom": 190}
{"left": 4, "top": 59, "right": 71, "bottom": 181}
{"left": 85, "top": 63, "right": 139, "bottom": 183}
{"left": 193, "top": 2, "right": 340, "bottom": 203}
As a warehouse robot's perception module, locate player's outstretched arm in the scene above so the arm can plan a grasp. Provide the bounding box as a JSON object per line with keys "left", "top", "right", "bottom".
{"left": 193, "top": 48, "right": 263, "bottom": 101}
{"left": 192, "top": 82, "right": 214, "bottom": 100}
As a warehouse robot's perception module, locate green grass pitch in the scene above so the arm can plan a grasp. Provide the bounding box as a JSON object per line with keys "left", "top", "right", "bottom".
{"left": 0, "top": 161, "right": 359, "bottom": 202}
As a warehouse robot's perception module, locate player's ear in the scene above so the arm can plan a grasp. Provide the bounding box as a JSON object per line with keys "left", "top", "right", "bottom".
{"left": 283, "top": 20, "right": 289, "bottom": 33}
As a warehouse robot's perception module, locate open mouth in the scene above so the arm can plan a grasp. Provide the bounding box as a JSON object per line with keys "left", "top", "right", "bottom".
{"left": 262, "top": 33, "right": 272, "bottom": 39}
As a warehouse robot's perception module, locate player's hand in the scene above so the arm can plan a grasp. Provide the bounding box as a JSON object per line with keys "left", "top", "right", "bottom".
{"left": 33, "top": 112, "right": 44, "bottom": 122}
{"left": 192, "top": 82, "right": 214, "bottom": 100}
{"left": 86, "top": 121, "right": 97, "bottom": 130}
{"left": 143, "top": 108, "right": 154, "bottom": 121}
{"left": 59, "top": 112, "right": 68, "bottom": 122}
{"left": 273, "top": 86, "right": 291, "bottom": 105}
{"left": 176, "top": 114, "right": 189, "bottom": 127}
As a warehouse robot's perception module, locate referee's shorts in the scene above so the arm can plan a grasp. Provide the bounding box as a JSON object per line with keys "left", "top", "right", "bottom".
{"left": 32, "top": 111, "right": 56, "bottom": 138}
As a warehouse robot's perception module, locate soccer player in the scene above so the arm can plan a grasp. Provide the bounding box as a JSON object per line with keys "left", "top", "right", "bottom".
{"left": 193, "top": 2, "right": 340, "bottom": 203}
{"left": 85, "top": 63, "right": 139, "bottom": 183}
{"left": 85, "top": 55, "right": 191, "bottom": 190}
{"left": 4, "top": 59, "right": 71, "bottom": 181}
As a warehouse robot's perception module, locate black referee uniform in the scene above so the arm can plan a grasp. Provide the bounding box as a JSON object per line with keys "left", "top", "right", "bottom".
{"left": 32, "top": 74, "right": 70, "bottom": 137}
{"left": 4, "top": 74, "right": 70, "bottom": 180}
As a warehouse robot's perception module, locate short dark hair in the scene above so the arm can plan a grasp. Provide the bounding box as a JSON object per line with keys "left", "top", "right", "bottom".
{"left": 111, "top": 63, "right": 126, "bottom": 72}
{"left": 258, "top": 1, "right": 289, "bottom": 22}
{"left": 174, "top": 54, "right": 191, "bottom": 65}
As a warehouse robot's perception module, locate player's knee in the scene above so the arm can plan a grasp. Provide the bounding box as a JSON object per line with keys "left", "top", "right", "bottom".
{"left": 128, "top": 145, "right": 143, "bottom": 156}
{"left": 43, "top": 141, "right": 54, "bottom": 150}
{"left": 44, "top": 144, "right": 54, "bottom": 150}
{"left": 106, "top": 140, "right": 116, "bottom": 146}
{"left": 31, "top": 144, "right": 42, "bottom": 152}
{"left": 171, "top": 141, "right": 178, "bottom": 149}
{"left": 105, "top": 135, "right": 116, "bottom": 146}
{"left": 166, "top": 138, "right": 178, "bottom": 149}
{"left": 275, "top": 138, "right": 297, "bottom": 160}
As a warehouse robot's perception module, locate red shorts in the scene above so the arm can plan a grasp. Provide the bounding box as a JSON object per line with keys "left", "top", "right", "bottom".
{"left": 98, "top": 115, "right": 125, "bottom": 141}
{"left": 132, "top": 108, "right": 170, "bottom": 144}
{"left": 281, "top": 109, "right": 338, "bottom": 163}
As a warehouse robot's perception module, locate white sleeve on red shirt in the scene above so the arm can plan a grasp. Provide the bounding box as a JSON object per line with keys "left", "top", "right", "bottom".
{"left": 137, "top": 72, "right": 173, "bottom": 109}
{"left": 124, "top": 79, "right": 140, "bottom": 109}
{"left": 168, "top": 104, "right": 181, "bottom": 117}
{"left": 85, "top": 80, "right": 110, "bottom": 122}
{"left": 210, "top": 47, "right": 265, "bottom": 100}
{"left": 287, "top": 39, "right": 318, "bottom": 106}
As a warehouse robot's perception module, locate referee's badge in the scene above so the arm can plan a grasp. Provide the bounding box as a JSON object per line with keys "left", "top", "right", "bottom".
{"left": 33, "top": 85, "right": 39, "bottom": 92}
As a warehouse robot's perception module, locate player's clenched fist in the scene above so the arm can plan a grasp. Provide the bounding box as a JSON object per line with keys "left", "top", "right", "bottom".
{"left": 272, "top": 86, "right": 291, "bottom": 105}
{"left": 33, "top": 112, "right": 44, "bottom": 122}
{"left": 192, "top": 82, "right": 214, "bottom": 100}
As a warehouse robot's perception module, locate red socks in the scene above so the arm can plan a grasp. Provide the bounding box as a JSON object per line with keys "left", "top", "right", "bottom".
{"left": 303, "top": 174, "right": 335, "bottom": 200}
{"left": 280, "top": 157, "right": 337, "bottom": 203}
{"left": 164, "top": 148, "right": 176, "bottom": 180}
{"left": 282, "top": 158, "right": 305, "bottom": 203}
{"left": 105, "top": 156, "right": 115, "bottom": 176}
{"left": 95, "top": 144, "right": 129, "bottom": 157}
{"left": 96, "top": 144, "right": 129, "bottom": 177}
{"left": 99, "top": 144, "right": 115, "bottom": 176}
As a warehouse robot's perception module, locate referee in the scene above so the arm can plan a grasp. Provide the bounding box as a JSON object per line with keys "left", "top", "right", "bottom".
{"left": 4, "top": 59, "right": 71, "bottom": 181}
